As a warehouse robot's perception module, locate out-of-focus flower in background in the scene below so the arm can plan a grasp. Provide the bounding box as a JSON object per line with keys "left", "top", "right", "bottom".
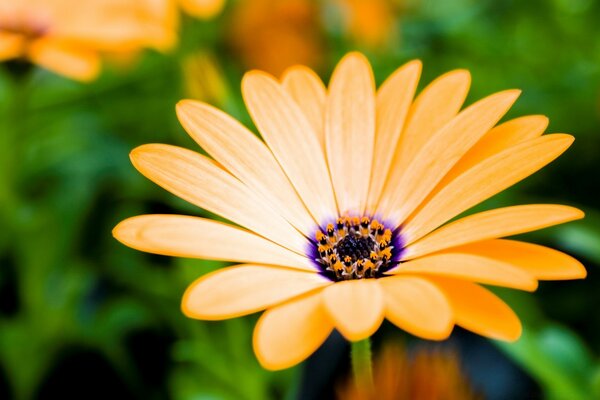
{"left": 182, "top": 51, "right": 230, "bottom": 107}
{"left": 337, "top": 341, "right": 481, "bottom": 400}
{"left": 227, "top": 0, "right": 325, "bottom": 76}
{"left": 0, "top": 0, "right": 178, "bottom": 81}
{"left": 178, "top": 0, "right": 225, "bottom": 19}
{"left": 330, "top": 0, "right": 398, "bottom": 49}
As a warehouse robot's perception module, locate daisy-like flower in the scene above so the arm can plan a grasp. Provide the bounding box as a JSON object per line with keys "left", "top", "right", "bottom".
{"left": 0, "top": 0, "right": 177, "bottom": 81}
{"left": 114, "top": 53, "right": 586, "bottom": 370}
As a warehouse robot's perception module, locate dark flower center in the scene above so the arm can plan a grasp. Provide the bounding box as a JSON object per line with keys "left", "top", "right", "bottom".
{"left": 311, "top": 216, "right": 402, "bottom": 281}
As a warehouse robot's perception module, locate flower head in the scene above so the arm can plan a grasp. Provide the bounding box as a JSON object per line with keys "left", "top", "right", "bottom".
{"left": 0, "top": 0, "right": 177, "bottom": 81}
{"left": 337, "top": 342, "right": 481, "bottom": 400}
{"left": 114, "top": 52, "right": 586, "bottom": 370}
{"left": 227, "top": 0, "right": 324, "bottom": 76}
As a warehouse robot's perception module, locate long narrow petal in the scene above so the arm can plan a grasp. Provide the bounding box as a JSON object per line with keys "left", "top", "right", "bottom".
{"left": 429, "top": 277, "right": 522, "bottom": 341}
{"left": 404, "top": 204, "right": 584, "bottom": 259}
{"left": 394, "top": 69, "right": 471, "bottom": 170}
{"left": 27, "top": 39, "right": 100, "bottom": 82}
{"left": 326, "top": 52, "right": 376, "bottom": 214}
{"left": 130, "top": 144, "right": 307, "bottom": 254}
{"left": 430, "top": 115, "right": 548, "bottom": 195}
{"left": 182, "top": 265, "right": 331, "bottom": 320}
{"left": 379, "top": 276, "right": 453, "bottom": 340}
{"left": 379, "top": 90, "right": 520, "bottom": 226}
{"left": 113, "top": 215, "right": 315, "bottom": 271}
{"left": 403, "top": 135, "right": 576, "bottom": 243}
{"left": 378, "top": 70, "right": 470, "bottom": 211}
{"left": 243, "top": 71, "right": 337, "bottom": 222}
{"left": 253, "top": 290, "right": 333, "bottom": 370}
{"left": 322, "top": 280, "right": 384, "bottom": 341}
{"left": 445, "top": 240, "right": 587, "bottom": 280}
{"left": 366, "top": 60, "right": 421, "bottom": 212}
{"left": 281, "top": 66, "right": 327, "bottom": 146}
{"left": 176, "top": 100, "right": 314, "bottom": 234}
{"left": 390, "top": 253, "right": 538, "bottom": 291}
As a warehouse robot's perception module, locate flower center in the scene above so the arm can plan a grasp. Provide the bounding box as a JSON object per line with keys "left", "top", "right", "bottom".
{"left": 312, "top": 216, "right": 400, "bottom": 281}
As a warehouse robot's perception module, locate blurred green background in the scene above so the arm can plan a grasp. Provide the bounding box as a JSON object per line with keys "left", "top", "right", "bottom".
{"left": 1, "top": 0, "right": 599, "bottom": 399}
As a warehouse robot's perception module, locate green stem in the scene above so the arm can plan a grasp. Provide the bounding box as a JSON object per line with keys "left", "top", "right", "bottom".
{"left": 350, "top": 338, "right": 374, "bottom": 391}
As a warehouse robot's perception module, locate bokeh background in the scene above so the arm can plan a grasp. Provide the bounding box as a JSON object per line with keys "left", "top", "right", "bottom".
{"left": 1, "top": 0, "right": 600, "bottom": 399}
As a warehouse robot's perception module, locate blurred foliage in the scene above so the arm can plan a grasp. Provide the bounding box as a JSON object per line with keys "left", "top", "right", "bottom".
{"left": 0, "top": 0, "right": 599, "bottom": 399}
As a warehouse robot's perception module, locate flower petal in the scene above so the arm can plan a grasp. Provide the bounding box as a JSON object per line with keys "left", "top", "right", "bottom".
{"left": 366, "top": 60, "right": 421, "bottom": 212}
{"left": 378, "top": 70, "right": 470, "bottom": 211}
{"left": 27, "top": 39, "right": 100, "bottom": 81}
{"left": 405, "top": 204, "right": 584, "bottom": 259}
{"left": 445, "top": 239, "right": 587, "bottom": 280}
{"left": 429, "top": 277, "right": 522, "bottom": 341}
{"left": 322, "top": 280, "right": 384, "bottom": 341}
{"left": 130, "top": 144, "right": 307, "bottom": 254}
{"left": 113, "top": 214, "right": 315, "bottom": 271}
{"left": 394, "top": 69, "right": 471, "bottom": 169}
{"left": 176, "top": 100, "right": 314, "bottom": 234}
{"left": 403, "top": 134, "right": 575, "bottom": 243}
{"left": 243, "top": 71, "right": 337, "bottom": 222}
{"left": 391, "top": 253, "right": 538, "bottom": 291}
{"left": 379, "top": 90, "right": 520, "bottom": 227}
{"left": 281, "top": 65, "right": 327, "bottom": 147}
{"left": 182, "top": 265, "right": 331, "bottom": 320}
{"left": 253, "top": 290, "right": 333, "bottom": 370}
{"left": 379, "top": 276, "right": 453, "bottom": 340}
{"left": 326, "top": 52, "right": 376, "bottom": 214}
{"left": 431, "top": 115, "right": 548, "bottom": 195}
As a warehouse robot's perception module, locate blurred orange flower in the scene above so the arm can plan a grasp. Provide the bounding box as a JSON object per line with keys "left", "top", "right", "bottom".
{"left": 227, "top": 0, "right": 325, "bottom": 76}
{"left": 338, "top": 342, "right": 481, "bottom": 400}
{"left": 332, "top": 0, "right": 397, "bottom": 48}
{"left": 0, "top": 0, "right": 177, "bottom": 81}
{"left": 114, "top": 52, "right": 586, "bottom": 370}
{"left": 179, "top": 0, "right": 225, "bottom": 19}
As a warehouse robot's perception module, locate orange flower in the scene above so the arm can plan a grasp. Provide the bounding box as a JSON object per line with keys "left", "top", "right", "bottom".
{"left": 337, "top": 342, "right": 481, "bottom": 400}
{"left": 114, "top": 53, "right": 586, "bottom": 370}
{"left": 227, "top": 0, "right": 324, "bottom": 76}
{"left": 332, "top": 0, "right": 397, "bottom": 48}
{"left": 0, "top": 0, "right": 177, "bottom": 81}
{"left": 178, "top": 0, "right": 225, "bottom": 19}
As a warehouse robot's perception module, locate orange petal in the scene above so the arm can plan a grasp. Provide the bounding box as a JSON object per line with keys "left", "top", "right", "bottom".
{"left": 113, "top": 214, "right": 315, "bottom": 271}
{"left": 0, "top": 32, "right": 24, "bottom": 61}
{"left": 379, "top": 276, "right": 453, "bottom": 340}
{"left": 394, "top": 69, "right": 471, "bottom": 169}
{"left": 130, "top": 144, "right": 307, "bottom": 254}
{"left": 27, "top": 39, "right": 100, "bottom": 81}
{"left": 182, "top": 265, "right": 331, "bottom": 320}
{"left": 281, "top": 65, "right": 327, "bottom": 147}
{"left": 179, "top": 0, "right": 225, "bottom": 18}
{"left": 431, "top": 115, "right": 549, "bottom": 195}
{"left": 243, "top": 71, "right": 337, "bottom": 222}
{"left": 326, "top": 52, "right": 376, "bottom": 214}
{"left": 322, "top": 280, "right": 384, "bottom": 341}
{"left": 176, "top": 100, "right": 314, "bottom": 234}
{"left": 404, "top": 134, "right": 575, "bottom": 243}
{"left": 379, "top": 70, "right": 470, "bottom": 211}
{"left": 446, "top": 239, "right": 587, "bottom": 280}
{"left": 429, "top": 277, "right": 522, "bottom": 341}
{"left": 405, "top": 204, "right": 584, "bottom": 259}
{"left": 366, "top": 60, "right": 421, "bottom": 213}
{"left": 253, "top": 290, "right": 333, "bottom": 370}
{"left": 379, "top": 90, "right": 520, "bottom": 226}
{"left": 391, "top": 253, "right": 538, "bottom": 291}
